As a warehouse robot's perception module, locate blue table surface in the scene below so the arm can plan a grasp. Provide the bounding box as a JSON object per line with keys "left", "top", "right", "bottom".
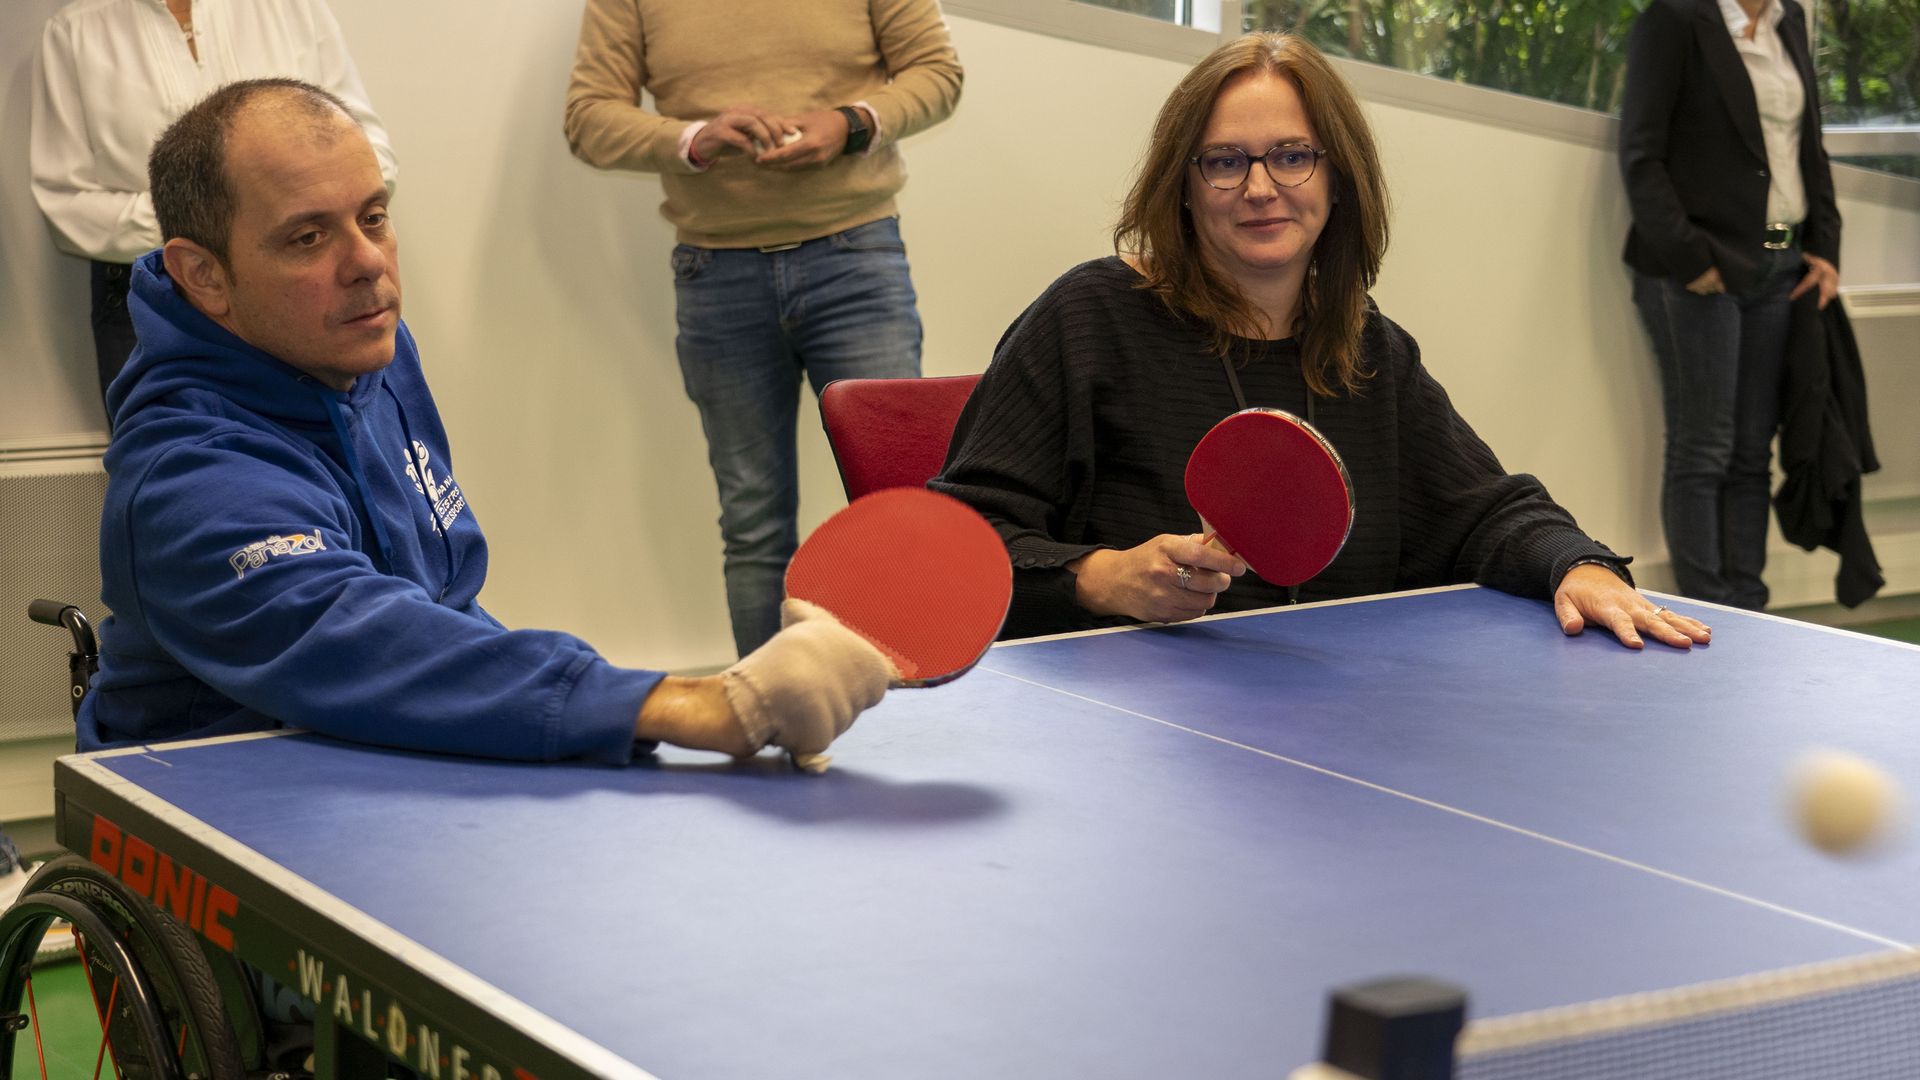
{"left": 81, "top": 587, "right": 1920, "bottom": 1079}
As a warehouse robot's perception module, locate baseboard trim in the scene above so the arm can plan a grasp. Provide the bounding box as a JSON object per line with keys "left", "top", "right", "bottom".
{"left": 1631, "top": 501, "right": 1920, "bottom": 622}
{"left": 1, "top": 816, "right": 57, "bottom": 861}
{"left": 1774, "top": 592, "right": 1920, "bottom": 628}
{"left": 0, "top": 735, "right": 67, "bottom": 824}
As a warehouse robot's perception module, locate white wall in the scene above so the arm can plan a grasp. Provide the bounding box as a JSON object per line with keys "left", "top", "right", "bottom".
{"left": 314, "top": 8, "right": 1197, "bottom": 673}
{"left": 1365, "top": 103, "right": 1887, "bottom": 574}
{"left": 4, "top": 3, "right": 1918, "bottom": 682}
{"left": 1, "top": 0, "right": 100, "bottom": 442}
{"left": 1362, "top": 96, "right": 1920, "bottom": 601}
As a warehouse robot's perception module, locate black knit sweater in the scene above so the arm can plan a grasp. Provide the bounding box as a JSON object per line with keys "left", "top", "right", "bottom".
{"left": 929, "top": 258, "right": 1630, "bottom": 638}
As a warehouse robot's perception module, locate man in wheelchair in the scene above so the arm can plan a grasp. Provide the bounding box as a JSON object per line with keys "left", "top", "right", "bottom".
{"left": 83, "top": 78, "right": 894, "bottom": 771}
{"left": 1, "top": 77, "right": 906, "bottom": 1080}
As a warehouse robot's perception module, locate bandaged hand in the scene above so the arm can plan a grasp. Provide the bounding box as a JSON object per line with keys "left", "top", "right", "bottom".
{"left": 722, "top": 599, "right": 896, "bottom": 772}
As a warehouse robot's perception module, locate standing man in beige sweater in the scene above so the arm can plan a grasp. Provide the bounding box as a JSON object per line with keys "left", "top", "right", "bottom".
{"left": 564, "top": 0, "right": 963, "bottom": 657}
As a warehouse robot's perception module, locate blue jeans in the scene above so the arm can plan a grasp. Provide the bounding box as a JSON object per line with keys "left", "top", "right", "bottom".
{"left": 672, "top": 217, "right": 922, "bottom": 656}
{"left": 1632, "top": 247, "right": 1801, "bottom": 609}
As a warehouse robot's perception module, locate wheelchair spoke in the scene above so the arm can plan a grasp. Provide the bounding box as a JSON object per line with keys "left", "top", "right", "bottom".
{"left": 25, "top": 972, "right": 49, "bottom": 1080}
{"left": 1, "top": 859, "right": 248, "bottom": 1080}
{"left": 74, "top": 932, "right": 126, "bottom": 1080}
{"left": 91, "top": 977, "right": 120, "bottom": 1080}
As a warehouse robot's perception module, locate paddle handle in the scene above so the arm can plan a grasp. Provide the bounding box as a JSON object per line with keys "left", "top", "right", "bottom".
{"left": 1198, "top": 521, "right": 1237, "bottom": 558}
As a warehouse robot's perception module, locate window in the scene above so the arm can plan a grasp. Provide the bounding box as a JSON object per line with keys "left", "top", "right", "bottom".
{"left": 1072, "top": 0, "right": 1225, "bottom": 31}
{"left": 1076, "top": 0, "right": 1180, "bottom": 19}
{"left": 1245, "top": 0, "right": 1634, "bottom": 114}
{"left": 1813, "top": 0, "right": 1920, "bottom": 177}
{"left": 1061, "top": 0, "right": 1919, "bottom": 179}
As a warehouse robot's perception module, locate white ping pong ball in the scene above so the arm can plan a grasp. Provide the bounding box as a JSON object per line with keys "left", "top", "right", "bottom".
{"left": 1791, "top": 749, "right": 1899, "bottom": 855}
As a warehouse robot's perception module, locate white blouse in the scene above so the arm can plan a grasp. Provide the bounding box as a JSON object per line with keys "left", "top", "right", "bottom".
{"left": 1717, "top": 0, "right": 1808, "bottom": 226}
{"left": 31, "top": 0, "right": 399, "bottom": 263}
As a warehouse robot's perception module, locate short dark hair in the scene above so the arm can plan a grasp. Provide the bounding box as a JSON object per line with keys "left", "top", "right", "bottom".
{"left": 148, "top": 78, "right": 354, "bottom": 264}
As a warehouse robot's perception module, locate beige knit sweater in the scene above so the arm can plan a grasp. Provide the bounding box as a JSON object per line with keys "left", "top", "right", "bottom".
{"left": 564, "top": 0, "right": 962, "bottom": 248}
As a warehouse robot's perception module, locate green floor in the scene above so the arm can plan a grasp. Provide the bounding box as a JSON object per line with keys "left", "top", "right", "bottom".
{"left": 8, "top": 960, "right": 101, "bottom": 1079}
{"left": 10, "top": 612, "right": 1920, "bottom": 1073}
{"left": 1849, "top": 615, "right": 1920, "bottom": 645}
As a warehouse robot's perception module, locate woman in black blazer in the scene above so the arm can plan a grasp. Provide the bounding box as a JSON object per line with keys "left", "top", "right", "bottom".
{"left": 1619, "top": 0, "right": 1841, "bottom": 610}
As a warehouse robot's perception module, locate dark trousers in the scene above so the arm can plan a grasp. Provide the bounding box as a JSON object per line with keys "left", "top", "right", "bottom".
{"left": 90, "top": 260, "right": 139, "bottom": 416}
{"left": 1632, "top": 247, "right": 1802, "bottom": 610}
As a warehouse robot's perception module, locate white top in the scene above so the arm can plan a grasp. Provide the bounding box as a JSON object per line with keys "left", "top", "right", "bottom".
{"left": 1716, "top": 0, "right": 1807, "bottom": 226}
{"left": 31, "top": 0, "right": 399, "bottom": 263}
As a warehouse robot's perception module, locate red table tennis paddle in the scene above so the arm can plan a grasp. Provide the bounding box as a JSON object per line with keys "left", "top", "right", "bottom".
{"left": 785, "top": 487, "right": 1012, "bottom": 687}
{"left": 1184, "top": 408, "right": 1354, "bottom": 586}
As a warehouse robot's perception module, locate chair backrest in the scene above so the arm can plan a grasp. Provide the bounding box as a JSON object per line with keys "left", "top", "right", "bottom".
{"left": 818, "top": 375, "right": 982, "bottom": 500}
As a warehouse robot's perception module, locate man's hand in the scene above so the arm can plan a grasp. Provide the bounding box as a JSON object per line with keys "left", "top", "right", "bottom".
{"left": 719, "top": 599, "right": 894, "bottom": 771}
{"left": 1790, "top": 253, "right": 1840, "bottom": 310}
{"left": 1552, "top": 564, "right": 1711, "bottom": 650}
{"left": 634, "top": 601, "right": 892, "bottom": 771}
{"left": 690, "top": 104, "right": 794, "bottom": 163}
{"left": 634, "top": 675, "right": 757, "bottom": 756}
{"left": 755, "top": 108, "right": 860, "bottom": 169}
{"left": 1069, "top": 534, "right": 1247, "bottom": 625}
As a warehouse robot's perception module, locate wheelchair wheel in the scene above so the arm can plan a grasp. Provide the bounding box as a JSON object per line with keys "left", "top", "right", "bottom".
{"left": 0, "top": 856, "right": 244, "bottom": 1079}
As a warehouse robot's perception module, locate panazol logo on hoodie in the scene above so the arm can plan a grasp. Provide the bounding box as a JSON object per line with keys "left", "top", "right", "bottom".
{"left": 228, "top": 533, "right": 326, "bottom": 579}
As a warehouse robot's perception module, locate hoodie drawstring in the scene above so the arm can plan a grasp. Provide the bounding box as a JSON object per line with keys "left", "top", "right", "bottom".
{"left": 322, "top": 393, "right": 400, "bottom": 574}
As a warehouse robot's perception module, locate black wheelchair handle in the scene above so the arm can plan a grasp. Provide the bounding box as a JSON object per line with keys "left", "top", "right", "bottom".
{"left": 30, "top": 599, "right": 101, "bottom": 662}
{"left": 27, "top": 599, "right": 72, "bottom": 627}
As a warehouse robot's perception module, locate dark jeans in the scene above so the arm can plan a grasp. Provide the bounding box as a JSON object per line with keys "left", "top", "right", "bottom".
{"left": 1632, "top": 247, "right": 1801, "bottom": 609}
{"left": 91, "top": 259, "right": 139, "bottom": 415}
{"left": 672, "top": 217, "right": 923, "bottom": 657}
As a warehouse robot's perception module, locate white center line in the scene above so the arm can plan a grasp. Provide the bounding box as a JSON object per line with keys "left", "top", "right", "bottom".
{"left": 981, "top": 665, "right": 1913, "bottom": 953}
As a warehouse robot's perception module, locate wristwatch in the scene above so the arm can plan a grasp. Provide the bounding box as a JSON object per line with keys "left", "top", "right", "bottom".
{"left": 838, "top": 106, "right": 871, "bottom": 155}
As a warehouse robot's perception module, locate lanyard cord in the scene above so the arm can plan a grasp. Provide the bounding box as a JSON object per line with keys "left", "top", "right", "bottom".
{"left": 1214, "top": 343, "right": 1315, "bottom": 604}
{"left": 1215, "top": 346, "right": 1315, "bottom": 425}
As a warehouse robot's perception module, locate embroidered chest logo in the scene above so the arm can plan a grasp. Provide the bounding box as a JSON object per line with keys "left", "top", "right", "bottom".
{"left": 229, "top": 532, "right": 326, "bottom": 579}
{"left": 403, "top": 440, "right": 467, "bottom": 534}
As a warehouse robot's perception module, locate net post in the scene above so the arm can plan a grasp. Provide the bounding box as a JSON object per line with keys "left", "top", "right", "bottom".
{"left": 1292, "top": 976, "right": 1467, "bottom": 1080}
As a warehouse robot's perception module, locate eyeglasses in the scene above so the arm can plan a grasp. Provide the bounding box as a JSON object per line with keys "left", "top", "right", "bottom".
{"left": 1189, "top": 143, "right": 1327, "bottom": 190}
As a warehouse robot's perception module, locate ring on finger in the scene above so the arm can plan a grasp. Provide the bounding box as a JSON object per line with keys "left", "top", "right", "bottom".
{"left": 1176, "top": 564, "right": 1193, "bottom": 590}
{"left": 1653, "top": 606, "right": 1672, "bottom": 618}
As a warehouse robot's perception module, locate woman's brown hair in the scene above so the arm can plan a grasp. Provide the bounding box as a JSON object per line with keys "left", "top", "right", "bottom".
{"left": 1114, "top": 32, "right": 1389, "bottom": 397}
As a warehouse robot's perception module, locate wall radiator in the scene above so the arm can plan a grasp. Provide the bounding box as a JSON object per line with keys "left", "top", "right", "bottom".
{"left": 1, "top": 435, "right": 109, "bottom": 745}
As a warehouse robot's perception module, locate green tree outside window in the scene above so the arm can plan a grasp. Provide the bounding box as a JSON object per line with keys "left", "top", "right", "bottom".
{"left": 1072, "top": 0, "right": 1917, "bottom": 176}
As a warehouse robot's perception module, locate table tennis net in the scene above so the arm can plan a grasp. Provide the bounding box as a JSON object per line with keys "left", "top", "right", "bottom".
{"left": 1455, "top": 948, "right": 1920, "bottom": 1080}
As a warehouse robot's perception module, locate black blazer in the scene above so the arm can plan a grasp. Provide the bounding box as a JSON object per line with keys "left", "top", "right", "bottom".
{"left": 1775, "top": 294, "right": 1880, "bottom": 606}
{"left": 1618, "top": 0, "right": 1841, "bottom": 293}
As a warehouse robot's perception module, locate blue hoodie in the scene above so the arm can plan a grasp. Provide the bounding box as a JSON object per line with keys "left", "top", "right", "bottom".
{"left": 79, "top": 252, "right": 661, "bottom": 762}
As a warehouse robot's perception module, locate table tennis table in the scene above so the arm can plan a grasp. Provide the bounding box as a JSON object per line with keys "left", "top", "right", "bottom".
{"left": 45, "top": 585, "right": 1920, "bottom": 1078}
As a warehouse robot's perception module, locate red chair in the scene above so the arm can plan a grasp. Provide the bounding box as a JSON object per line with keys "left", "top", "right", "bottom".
{"left": 818, "top": 375, "right": 981, "bottom": 500}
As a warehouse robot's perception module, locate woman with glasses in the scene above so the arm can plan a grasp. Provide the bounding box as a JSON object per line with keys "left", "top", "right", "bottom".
{"left": 931, "top": 32, "right": 1709, "bottom": 650}
{"left": 1618, "top": 0, "right": 1842, "bottom": 610}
